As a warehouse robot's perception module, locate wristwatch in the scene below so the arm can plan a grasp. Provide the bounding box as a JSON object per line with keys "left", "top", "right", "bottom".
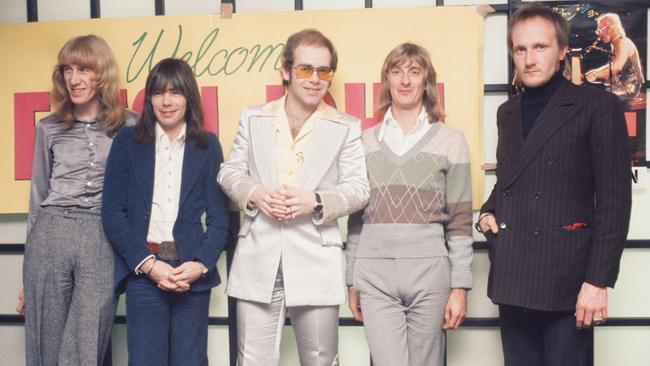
{"left": 195, "top": 261, "right": 209, "bottom": 278}
{"left": 314, "top": 192, "right": 323, "bottom": 213}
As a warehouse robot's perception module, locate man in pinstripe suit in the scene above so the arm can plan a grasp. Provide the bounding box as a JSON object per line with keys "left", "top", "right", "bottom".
{"left": 478, "top": 4, "right": 631, "bottom": 365}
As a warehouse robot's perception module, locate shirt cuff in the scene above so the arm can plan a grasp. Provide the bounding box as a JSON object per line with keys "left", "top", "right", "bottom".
{"left": 134, "top": 254, "right": 156, "bottom": 275}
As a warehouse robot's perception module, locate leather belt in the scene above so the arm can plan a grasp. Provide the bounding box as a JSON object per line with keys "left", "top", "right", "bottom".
{"left": 147, "top": 241, "right": 180, "bottom": 260}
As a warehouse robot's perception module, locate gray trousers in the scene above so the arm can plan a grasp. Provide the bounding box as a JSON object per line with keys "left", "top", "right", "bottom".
{"left": 23, "top": 207, "right": 117, "bottom": 366}
{"left": 236, "top": 267, "right": 340, "bottom": 366}
{"left": 353, "top": 257, "right": 451, "bottom": 366}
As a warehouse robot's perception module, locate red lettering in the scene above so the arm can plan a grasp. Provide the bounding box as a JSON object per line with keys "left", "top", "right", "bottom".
{"left": 119, "top": 89, "right": 128, "bottom": 107}
{"left": 344, "top": 83, "right": 381, "bottom": 130}
{"left": 132, "top": 89, "right": 145, "bottom": 115}
{"left": 323, "top": 93, "right": 336, "bottom": 108}
{"left": 14, "top": 92, "right": 50, "bottom": 180}
{"left": 201, "top": 86, "right": 219, "bottom": 135}
{"left": 266, "top": 85, "right": 284, "bottom": 102}
{"left": 625, "top": 111, "right": 636, "bottom": 137}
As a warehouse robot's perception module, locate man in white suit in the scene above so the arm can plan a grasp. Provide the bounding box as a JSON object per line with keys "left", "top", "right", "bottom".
{"left": 218, "top": 29, "right": 369, "bottom": 366}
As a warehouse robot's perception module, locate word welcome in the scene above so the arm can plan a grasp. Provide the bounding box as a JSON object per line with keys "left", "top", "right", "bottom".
{"left": 126, "top": 26, "right": 284, "bottom": 83}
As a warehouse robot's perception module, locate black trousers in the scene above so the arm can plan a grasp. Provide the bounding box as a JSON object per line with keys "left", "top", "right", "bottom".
{"left": 499, "top": 304, "right": 591, "bottom": 366}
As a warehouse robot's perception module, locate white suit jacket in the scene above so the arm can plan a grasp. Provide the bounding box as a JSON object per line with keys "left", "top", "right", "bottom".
{"left": 218, "top": 100, "right": 369, "bottom": 306}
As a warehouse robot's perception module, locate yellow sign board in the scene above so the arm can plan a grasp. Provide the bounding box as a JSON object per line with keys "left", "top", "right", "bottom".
{"left": 0, "top": 6, "right": 485, "bottom": 212}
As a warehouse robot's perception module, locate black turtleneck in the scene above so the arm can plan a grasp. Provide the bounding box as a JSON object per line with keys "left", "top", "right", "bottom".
{"left": 521, "top": 69, "right": 563, "bottom": 140}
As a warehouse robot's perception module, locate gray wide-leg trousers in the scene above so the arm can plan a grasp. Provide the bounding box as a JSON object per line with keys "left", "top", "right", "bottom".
{"left": 23, "top": 207, "right": 117, "bottom": 366}
{"left": 353, "top": 257, "right": 451, "bottom": 366}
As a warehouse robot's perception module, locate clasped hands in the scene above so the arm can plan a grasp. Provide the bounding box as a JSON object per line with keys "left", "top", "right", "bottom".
{"left": 143, "top": 258, "right": 204, "bottom": 293}
{"left": 250, "top": 184, "right": 316, "bottom": 220}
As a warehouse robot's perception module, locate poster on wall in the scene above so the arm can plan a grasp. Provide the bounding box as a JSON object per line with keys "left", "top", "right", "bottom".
{"left": 515, "top": 1, "right": 647, "bottom": 175}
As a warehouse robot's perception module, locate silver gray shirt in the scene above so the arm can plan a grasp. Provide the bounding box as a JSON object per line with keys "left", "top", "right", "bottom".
{"left": 27, "top": 110, "right": 138, "bottom": 234}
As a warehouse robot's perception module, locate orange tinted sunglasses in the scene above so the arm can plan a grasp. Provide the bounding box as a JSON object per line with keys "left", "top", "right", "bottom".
{"left": 293, "top": 65, "right": 335, "bottom": 81}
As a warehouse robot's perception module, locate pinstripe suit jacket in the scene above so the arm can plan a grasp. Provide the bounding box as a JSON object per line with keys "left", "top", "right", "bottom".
{"left": 481, "top": 79, "right": 631, "bottom": 311}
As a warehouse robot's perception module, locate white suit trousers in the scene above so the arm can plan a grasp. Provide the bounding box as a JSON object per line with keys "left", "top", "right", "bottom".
{"left": 236, "top": 266, "right": 340, "bottom": 366}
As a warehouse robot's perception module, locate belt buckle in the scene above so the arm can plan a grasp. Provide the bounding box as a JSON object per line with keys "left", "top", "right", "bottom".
{"left": 159, "top": 241, "right": 179, "bottom": 260}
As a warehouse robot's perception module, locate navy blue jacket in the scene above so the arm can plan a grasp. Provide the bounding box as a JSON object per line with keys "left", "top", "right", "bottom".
{"left": 102, "top": 126, "right": 229, "bottom": 293}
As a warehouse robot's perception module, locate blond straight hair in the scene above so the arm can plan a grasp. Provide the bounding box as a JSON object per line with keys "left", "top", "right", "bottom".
{"left": 378, "top": 43, "right": 442, "bottom": 123}
{"left": 51, "top": 34, "right": 125, "bottom": 137}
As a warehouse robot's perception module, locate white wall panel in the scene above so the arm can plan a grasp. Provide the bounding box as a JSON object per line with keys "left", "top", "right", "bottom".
{"left": 236, "top": 0, "right": 294, "bottom": 13}
{"left": 482, "top": 93, "right": 508, "bottom": 163}
{"left": 302, "top": 0, "right": 364, "bottom": 10}
{"left": 0, "top": 0, "right": 27, "bottom": 24}
{"left": 483, "top": 13, "right": 508, "bottom": 84}
{"left": 445, "top": 0, "right": 507, "bottom": 4}
{"left": 372, "top": 0, "right": 435, "bottom": 8}
{"left": 467, "top": 251, "right": 499, "bottom": 317}
{"left": 608, "top": 250, "right": 650, "bottom": 317}
{"left": 595, "top": 327, "right": 650, "bottom": 366}
{"left": 207, "top": 326, "right": 231, "bottom": 365}
{"left": 0, "top": 326, "right": 26, "bottom": 366}
{"left": 447, "top": 329, "right": 503, "bottom": 366}
{"left": 101, "top": 0, "right": 154, "bottom": 18}
{"left": 37, "top": 0, "right": 88, "bottom": 21}
{"left": 0, "top": 255, "right": 23, "bottom": 314}
{"left": 111, "top": 324, "right": 128, "bottom": 365}
{"left": 165, "top": 0, "right": 221, "bottom": 16}
{"left": 0, "top": 214, "right": 27, "bottom": 243}
{"left": 340, "top": 327, "right": 371, "bottom": 365}
{"left": 208, "top": 253, "right": 230, "bottom": 317}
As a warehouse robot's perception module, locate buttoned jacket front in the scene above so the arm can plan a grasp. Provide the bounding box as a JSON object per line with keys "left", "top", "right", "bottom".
{"left": 218, "top": 100, "right": 369, "bottom": 306}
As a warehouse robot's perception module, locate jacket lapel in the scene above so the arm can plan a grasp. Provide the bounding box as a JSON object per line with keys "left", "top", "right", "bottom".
{"left": 299, "top": 117, "right": 348, "bottom": 190}
{"left": 503, "top": 80, "right": 583, "bottom": 188}
{"left": 500, "top": 97, "right": 525, "bottom": 163}
{"left": 133, "top": 140, "right": 155, "bottom": 209}
{"left": 249, "top": 116, "right": 279, "bottom": 187}
{"left": 179, "top": 141, "right": 208, "bottom": 209}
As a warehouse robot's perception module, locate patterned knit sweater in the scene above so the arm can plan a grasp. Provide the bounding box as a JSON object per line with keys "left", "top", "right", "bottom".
{"left": 346, "top": 122, "right": 473, "bottom": 289}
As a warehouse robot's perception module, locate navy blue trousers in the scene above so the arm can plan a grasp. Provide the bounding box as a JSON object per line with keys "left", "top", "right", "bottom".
{"left": 499, "top": 305, "right": 591, "bottom": 366}
{"left": 125, "top": 265, "right": 211, "bottom": 366}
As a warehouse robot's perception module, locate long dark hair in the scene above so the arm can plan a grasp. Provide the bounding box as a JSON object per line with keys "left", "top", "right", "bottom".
{"left": 135, "top": 58, "right": 206, "bottom": 148}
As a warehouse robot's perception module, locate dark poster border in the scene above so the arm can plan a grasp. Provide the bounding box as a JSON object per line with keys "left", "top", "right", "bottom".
{"left": 510, "top": 0, "right": 648, "bottom": 167}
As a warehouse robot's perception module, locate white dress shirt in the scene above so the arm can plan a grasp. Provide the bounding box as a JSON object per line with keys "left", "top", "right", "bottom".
{"left": 147, "top": 123, "right": 187, "bottom": 243}
{"left": 377, "top": 107, "right": 432, "bottom": 156}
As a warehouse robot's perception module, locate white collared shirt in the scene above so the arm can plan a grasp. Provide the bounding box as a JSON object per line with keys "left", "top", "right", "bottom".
{"left": 147, "top": 123, "right": 187, "bottom": 243}
{"left": 273, "top": 99, "right": 324, "bottom": 186}
{"left": 378, "top": 107, "right": 432, "bottom": 156}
